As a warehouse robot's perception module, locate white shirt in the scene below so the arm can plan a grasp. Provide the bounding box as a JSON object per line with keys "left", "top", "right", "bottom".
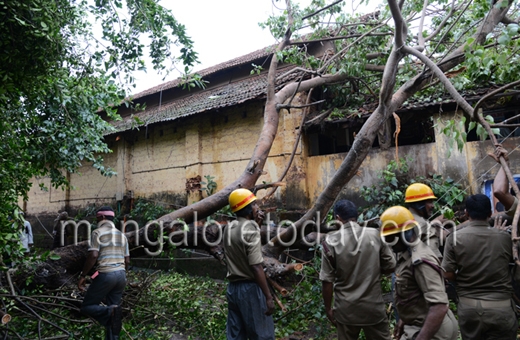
{"left": 19, "top": 220, "right": 33, "bottom": 252}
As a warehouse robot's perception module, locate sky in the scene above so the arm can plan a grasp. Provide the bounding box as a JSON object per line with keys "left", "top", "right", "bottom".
{"left": 130, "top": 0, "right": 379, "bottom": 95}
{"left": 131, "top": 0, "right": 284, "bottom": 94}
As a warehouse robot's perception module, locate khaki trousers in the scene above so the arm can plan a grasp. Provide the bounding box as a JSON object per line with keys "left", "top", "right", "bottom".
{"left": 337, "top": 318, "right": 391, "bottom": 340}
{"left": 400, "top": 309, "right": 458, "bottom": 340}
{"left": 457, "top": 297, "right": 517, "bottom": 340}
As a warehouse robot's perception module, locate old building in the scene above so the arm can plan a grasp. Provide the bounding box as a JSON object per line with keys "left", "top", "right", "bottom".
{"left": 23, "top": 42, "right": 520, "bottom": 243}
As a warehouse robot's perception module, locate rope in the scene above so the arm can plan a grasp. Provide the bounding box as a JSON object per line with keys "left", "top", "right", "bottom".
{"left": 33, "top": 215, "right": 54, "bottom": 238}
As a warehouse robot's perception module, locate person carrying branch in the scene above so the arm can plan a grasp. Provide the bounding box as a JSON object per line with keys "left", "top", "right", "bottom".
{"left": 320, "top": 200, "right": 396, "bottom": 340}
{"left": 381, "top": 206, "right": 457, "bottom": 340}
{"left": 224, "top": 188, "right": 274, "bottom": 340}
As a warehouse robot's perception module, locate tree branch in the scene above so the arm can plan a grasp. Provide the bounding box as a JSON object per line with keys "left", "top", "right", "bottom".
{"left": 501, "top": 16, "right": 519, "bottom": 25}
{"left": 301, "top": 0, "right": 344, "bottom": 20}
{"left": 365, "top": 64, "right": 386, "bottom": 72}
{"left": 424, "top": 0, "right": 458, "bottom": 43}
{"left": 277, "top": 67, "right": 321, "bottom": 81}
{"left": 388, "top": 0, "right": 407, "bottom": 48}
{"left": 287, "top": 32, "right": 393, "bottom": 46}
{"left": 264, "top": 89, "right": 315, "bottom": 200}
{"left": 402, "top": 46, "right": 474, "bottom": 114}
{"left": 417, "top": 0, "right": 430, "bottom": 50}
{"left": 317, "top": 23, "right": 388, "bottom": 74}
{"left": 428, "top": 0, "right": 474, "bottom": 60}
{"left": 473, "top": 80, "right": 520, "bottom": 114}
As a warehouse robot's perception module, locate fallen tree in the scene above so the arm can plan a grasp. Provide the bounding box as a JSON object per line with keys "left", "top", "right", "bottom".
{"left": 13, "top": 0, "right": 520, "bottom": 288}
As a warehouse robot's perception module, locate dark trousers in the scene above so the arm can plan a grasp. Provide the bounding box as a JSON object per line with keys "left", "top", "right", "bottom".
{"left": 226, "top": 281, "right": 274, "bottom": 340}
{"left": 81, "top": 271, "right": 126, "bottom": 340}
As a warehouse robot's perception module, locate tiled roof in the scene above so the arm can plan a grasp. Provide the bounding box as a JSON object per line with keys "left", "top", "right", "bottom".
{"left": 306, "top": 86, "right": 520, "bottom": 126}
{"left": 131, "top": 45, "right": 276, "bottom": 100}
{"left": 110, "top": 64, "right": 299, "bottom": 134}
{"left": 108, "top": 44, "right": 299, "bottom": 134}
{"left": 397, "top": 87, "right": 495, "bottom": 111}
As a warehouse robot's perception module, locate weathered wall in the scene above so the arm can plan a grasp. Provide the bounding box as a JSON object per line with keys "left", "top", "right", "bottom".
{"left": 304, "top": 110, "right": 520, "bottom": 208}
{"left": 305, "top": 143, "right": 439, "bottom": 207}
{"left": 23, "top": 99, "right": 307, "bottom": 217}
{"left": 23, "top": 103, "right": 520, "bottom": 233}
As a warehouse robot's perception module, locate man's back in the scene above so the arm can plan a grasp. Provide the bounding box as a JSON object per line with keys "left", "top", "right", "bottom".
{"left": 442, "top": 194, "right": 517, "bottom": 339}
{"left": 89, "top": 223, "right": 128, "bottom": 273}
{"left": 320, "top": 222, "right": 395, "bottom": 325}
{"left": 443, "top": 221, "right": 513, "bottom": 300}
{"left": 223, "top": 217, "right": 263, "bottom": 282}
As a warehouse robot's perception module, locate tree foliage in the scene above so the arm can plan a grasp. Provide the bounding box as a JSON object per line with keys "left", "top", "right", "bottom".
{"left": 0, "top": 0, "right": 198, "bottom": 259}
{"left": 360, "top": 158, "right": 467, "bottom": 220}
{"left": 262, "top": 0, "right": 520, "bottom": 113}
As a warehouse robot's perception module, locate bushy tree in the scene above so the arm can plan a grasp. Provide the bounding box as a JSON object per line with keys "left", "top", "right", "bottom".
{"left": 0, "top": 0, "right": 198, "bottom": 260}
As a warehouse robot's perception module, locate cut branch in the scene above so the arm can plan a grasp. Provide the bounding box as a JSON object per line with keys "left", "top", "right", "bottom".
{"left": 267, "top": 277, "right": 288, "bottom": 296}
{"left": 0, "top": 310, "right": 11, "bottom": 325}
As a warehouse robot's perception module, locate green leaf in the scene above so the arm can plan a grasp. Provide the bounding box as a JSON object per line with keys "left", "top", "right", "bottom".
{"left": 498, "top": 34, "right": 510, "bottom": 45}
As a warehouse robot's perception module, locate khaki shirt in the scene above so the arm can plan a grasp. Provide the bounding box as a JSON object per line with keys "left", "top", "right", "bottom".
{"left": 395, "top": 241, "right": 448, "bottom": 327}
{"left": 442, "top": 220, "right": 513, "bottom": 300}
{"left": 412, "top": 211, "right": 442, "bottom": 259}
{"left": 320, "top": 222, "right": 396, "bottom": 326}
{"left": 223, "top": 217, "right": 264, "bottom": 282}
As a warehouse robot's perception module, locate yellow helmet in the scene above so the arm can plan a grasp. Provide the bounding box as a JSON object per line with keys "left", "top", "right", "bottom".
{"left": 380, "top": 206, "right": 417, "bottom": 237}
{"left": 405, "top": 183, "right": 437, "bottom": 203}
{"left": 229, "top": 188, "right": 257, "bottom": 213}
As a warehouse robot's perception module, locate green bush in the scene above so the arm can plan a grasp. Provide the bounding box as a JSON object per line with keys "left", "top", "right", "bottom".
{"left": 129, "top": 198, "right": 171, "bottom": 225}
{"left": 359, "top": 158, "right": 467, "bottom": 221}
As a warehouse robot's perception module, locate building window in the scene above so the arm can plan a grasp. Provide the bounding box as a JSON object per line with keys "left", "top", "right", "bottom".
{"left": 305, "top": 113, "right": 435, "bottom": 157}
{"left": 467, "top": 108, "right": 520, "bottom": 142}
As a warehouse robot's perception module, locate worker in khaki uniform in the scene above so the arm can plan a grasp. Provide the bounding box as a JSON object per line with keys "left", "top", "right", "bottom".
{"left": 320, "top": 200, "right": 396, "bottom": 340}
{"left": 381, "top": 206, "right": 458, "bottom": 340}
{"left": 223, "top": 188, "right": 275, "bottom": 340}
{"left": 404, "top": 183, "right": 443, "bottom": 259}
{"left": 442, "top": 194, "right": 517, "bottom": 339}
